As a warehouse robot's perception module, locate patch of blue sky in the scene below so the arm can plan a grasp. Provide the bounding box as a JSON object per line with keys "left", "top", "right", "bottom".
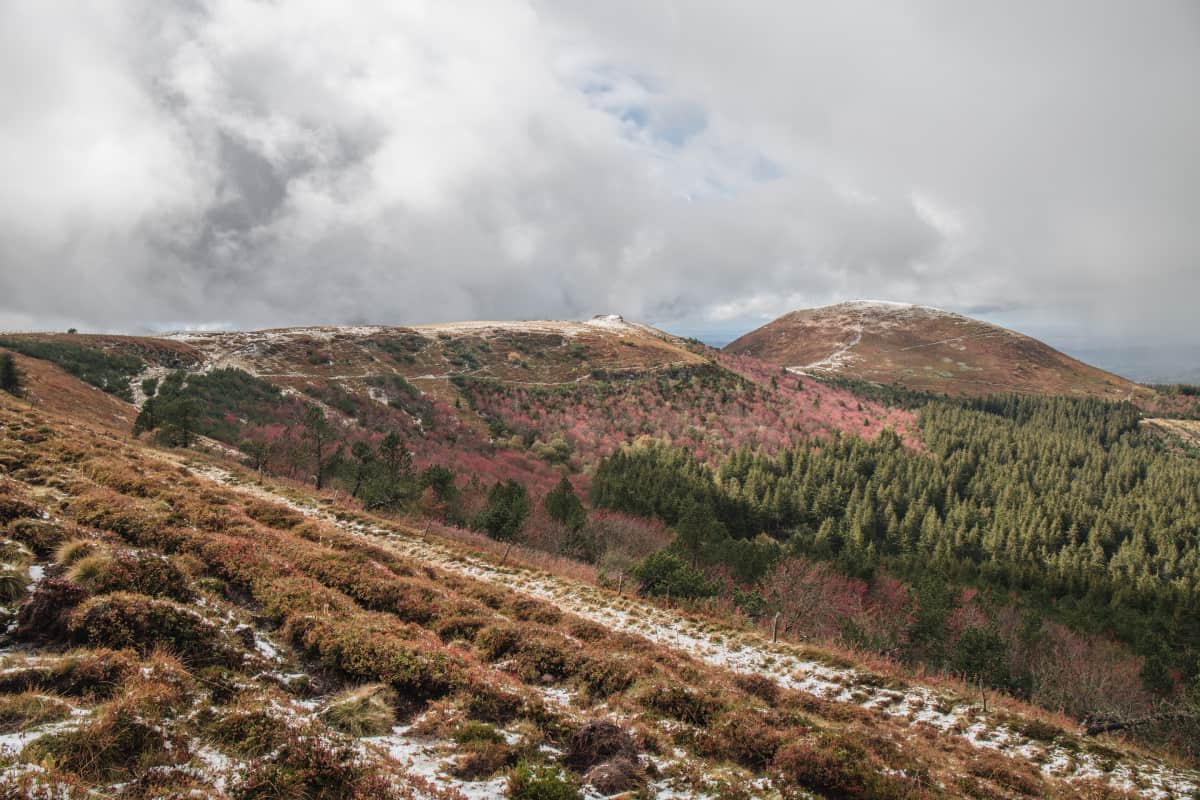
{"left": 574, "top": 63, "right": 784, "bottom": 194}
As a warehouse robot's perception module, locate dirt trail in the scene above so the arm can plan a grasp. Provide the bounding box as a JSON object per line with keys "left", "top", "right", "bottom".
{"left": 185, "top": 460, "right": 1200, "bottom": 799}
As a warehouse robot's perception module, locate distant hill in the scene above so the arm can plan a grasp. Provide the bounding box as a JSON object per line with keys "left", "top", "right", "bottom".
{"left": 725, "top": 300, "right": 1152, "bottom": 401}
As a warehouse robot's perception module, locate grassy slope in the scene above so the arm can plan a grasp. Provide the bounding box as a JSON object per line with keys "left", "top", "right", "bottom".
{"left": 2, "top": 380, "right": 1198, "bottom": 798}
{"left": 725, "top": 304, "right": 1153, "bottom": 403}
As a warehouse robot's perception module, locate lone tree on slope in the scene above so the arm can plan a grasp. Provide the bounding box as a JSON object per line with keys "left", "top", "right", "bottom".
{"left": 0, "top": 353, "right": 24, "bottom": 397}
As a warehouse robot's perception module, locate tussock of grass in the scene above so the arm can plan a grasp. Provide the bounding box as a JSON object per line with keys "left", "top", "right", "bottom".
{"left": 0, "top": 565, "right": 28, "bottom": 603}
{"left": 319, "top": 683, "right": 397, "bottom": 737}
{"left": 54, "top": 537, "right": 98, "bottom": 566}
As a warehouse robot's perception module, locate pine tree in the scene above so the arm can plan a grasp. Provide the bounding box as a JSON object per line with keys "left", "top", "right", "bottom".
{"left": 302, "top": 406, "right": 339, "bottom": 490}
{"left": 544, "top": 475, "right": 586, "bottom": 532}
{"left": 0, "top": 353, "right": 23, "bottom": 396}
{"left": 473, "top": 479, "right": 530, "bottom": 544}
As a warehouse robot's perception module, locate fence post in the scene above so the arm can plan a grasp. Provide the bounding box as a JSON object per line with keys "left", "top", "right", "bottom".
{"left": 772, "top": 612, "right": 781, "bottom": 643}
{"left": 616, "top": 572, "right": 623, "bottom": 596}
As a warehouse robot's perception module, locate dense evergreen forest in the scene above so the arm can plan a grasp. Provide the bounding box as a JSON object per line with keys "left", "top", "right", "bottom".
{"left": 591, "top": 393, "right": 1200, "bottom": 750}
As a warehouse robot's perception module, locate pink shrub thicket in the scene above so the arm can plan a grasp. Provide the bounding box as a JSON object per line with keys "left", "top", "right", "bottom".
{"left": 465, "top": 355, "right": 918, "bottom": 482}
{"left": 762, "top": 557, "right": 914, "bottom": 649}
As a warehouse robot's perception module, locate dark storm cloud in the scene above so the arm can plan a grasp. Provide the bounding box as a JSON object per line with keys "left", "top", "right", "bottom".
{"left": 0, "top": 0, "right": 1197, "bottom": 350}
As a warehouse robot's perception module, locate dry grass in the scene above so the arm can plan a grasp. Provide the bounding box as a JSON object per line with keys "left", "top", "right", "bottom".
{"left": 319, "top": 683, "right": 398, "bottom": 737}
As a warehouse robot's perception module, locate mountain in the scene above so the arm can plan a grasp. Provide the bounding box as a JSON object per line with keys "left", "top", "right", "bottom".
{"left": 725, "top": 301, "right": 1152, "bottom": 401}
{"left": 2, "top": 352, "right": 1198, "bottom": 798}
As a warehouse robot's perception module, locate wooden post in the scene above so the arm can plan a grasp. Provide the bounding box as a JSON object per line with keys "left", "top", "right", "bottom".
{"left": 980, "top": 677, "right": 987, "bottom": 713}
{"left": 616, "top": 573, "right": 623, "bottom": 596}
{"left": 501, "top": 541, "right": 513, "bottom": 565}
{"left": 772, "top": 612, "right": 781, "bottom": 643}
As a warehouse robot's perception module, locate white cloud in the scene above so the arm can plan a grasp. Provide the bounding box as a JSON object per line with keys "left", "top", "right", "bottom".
{"left": 0, "top": 0, "right": 1197, "bottom": 352}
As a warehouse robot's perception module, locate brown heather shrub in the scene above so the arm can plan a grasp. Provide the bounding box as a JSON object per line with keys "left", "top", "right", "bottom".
{"left": 0, "top": 648, "right": 138, "bottom": 699}
{"left": 243, "top": 498, "right": 307, "bottom": 529}
{"left": 640, "top": 684, "right": 724, "bottom": 727}
{"left": 574, "top": 654, "right": 636, "bottom": 699}
{"left": 584, "top": 755, "right": 645, "bottom": 795}
{"left": 67, "top": 549, "right": 193, "bottom": 601}
{"left": 282, "top": 611, "right": 466, "bottom": 700}
{"left": 15, "top": 576, "right": 89, "bottom": 641}
{"left": 111, "top": 768, "right": 218, "bottom": 800}
{"left": 564, "top": 719, "right": 638, "bottom": 771}
{"left": 0, "top": 494, "right": 40, "bottom": 525}
{"left": 259, "top": 576, "right": 359, "bottom": 619}
{"left": 476, "top": 623, "right": 523, "bottom": 660}
{"left": 457, "top": 676, "right": 528, "bottom": 724}
{"left": 771, "top": 733, "right": 929, "bottom": 800}
{"left": 461, "top": 582, "right": 509, "bottom": 609}
{"left": 206, "top": 694, "right": 298, "bottom": 757}
{"left": 434, "top": 614, "right": 492, "bottom": 644}
{"left": 964, "top": 748, "right": 1046, "bottom": 797}
{"left": 199, "top": 534, "right": 286, "bottom": 591}
{"left": 508, "top": 637, "right": 581, "bottom": 683}
{"left": 6, "top": 517, "right": 67, "bottom": 558}
{"left": 705, "top": 707, "right": 803, "bottom": 770}
{"left": 563, "top": 619, "right": 610, "bottom": 643}
{"left": 231, "top": 727, "right": 409, "bottom": 800}
{"left": 68, "top": 491, "right": 167, "bottom": 546}
{"left": 68, "top": 591, "right": 244, "bottom": 667}
{"left": 505, "top": 595, "right": 562, "bottom": 625}
{"left": 732, "top": 671, "right": 781, "bottom": 704}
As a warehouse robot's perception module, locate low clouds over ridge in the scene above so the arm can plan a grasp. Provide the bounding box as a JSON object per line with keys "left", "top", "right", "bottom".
{"left": 1, "top": 0, "right": 1197, "bottom": 350}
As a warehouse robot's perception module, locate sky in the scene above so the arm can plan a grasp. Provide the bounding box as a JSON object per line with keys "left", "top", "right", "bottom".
{"left": 1, "top": 1, "right": 1198, "bottom": 377}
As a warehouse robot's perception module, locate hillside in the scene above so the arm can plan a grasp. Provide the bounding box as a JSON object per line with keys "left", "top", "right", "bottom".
{"left": 725, "top": 301, "right": 1151, "bottom": 401}
{"left": 1, "top": 318, "right": 917, "bottom": 497}
{"left": 2, "top": 383, "right": 1198, "bottom": 798}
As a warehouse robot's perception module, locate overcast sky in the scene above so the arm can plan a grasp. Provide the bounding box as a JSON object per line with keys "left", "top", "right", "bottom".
{"left": 1, "top": 1, "right": 1198, "bottom": 368}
